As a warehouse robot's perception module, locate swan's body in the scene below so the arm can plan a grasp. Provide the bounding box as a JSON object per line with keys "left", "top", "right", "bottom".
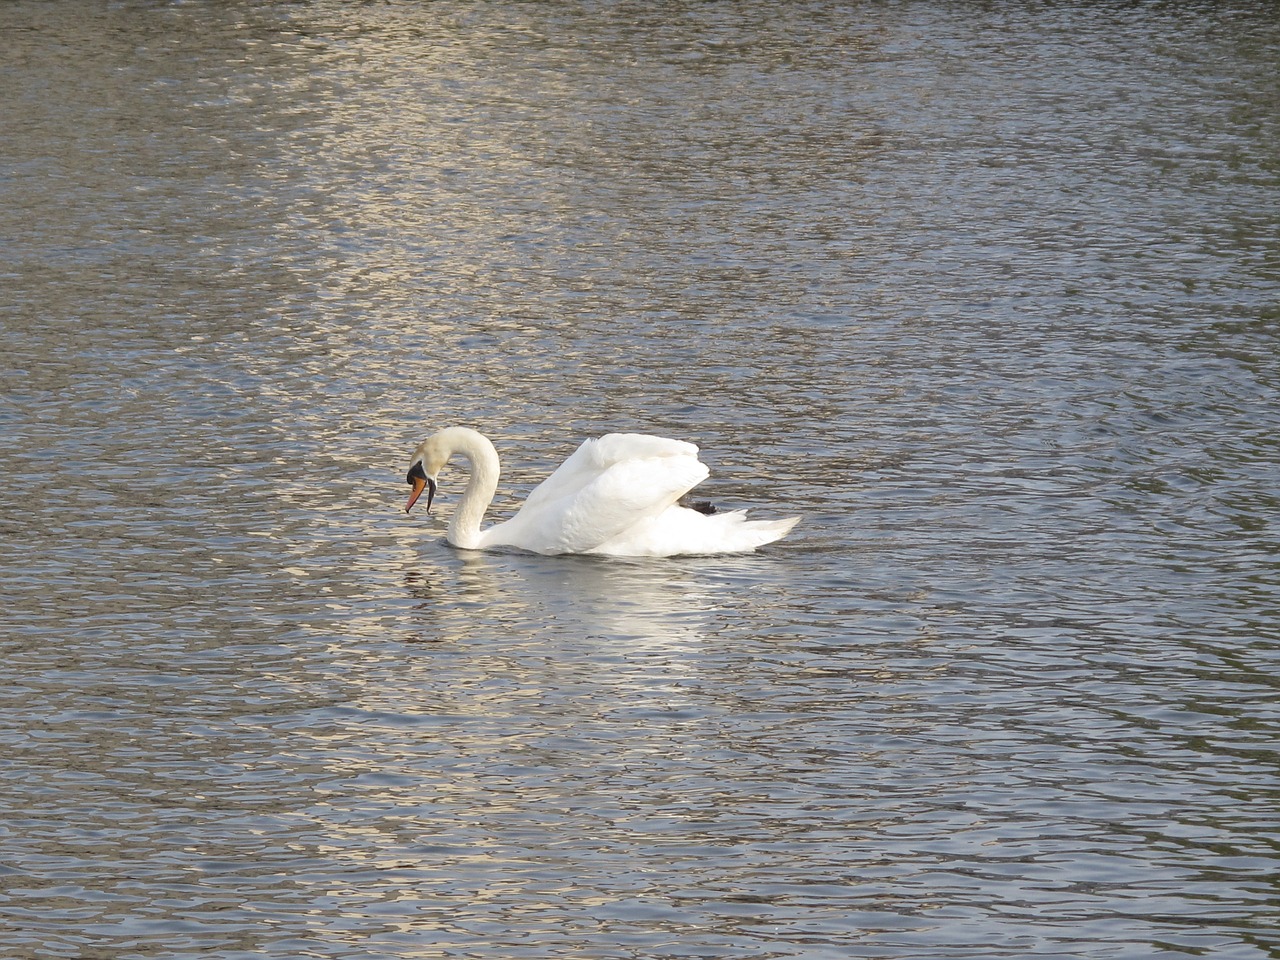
{"left": 404, "top": 427, "right": 798, "bottom": 557}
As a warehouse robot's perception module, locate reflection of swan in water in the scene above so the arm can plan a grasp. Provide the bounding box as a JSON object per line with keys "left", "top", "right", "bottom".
{"left": 402, "top": 547, "right": 761, "bottom": 653}
{"left": 404, "top": 427, "right": 799, "bottom": 557}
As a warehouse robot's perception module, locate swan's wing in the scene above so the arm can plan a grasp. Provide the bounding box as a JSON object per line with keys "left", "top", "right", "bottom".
{"left": 488, "top": 445, "right": 709, "bottom": 554}
{"left": 519, "top": 434, "right": 699, "bottom": 514}
{"left": 556, "top": 453, "right": 709, "bottom": 551}
{"left": 591, "top": 433, "right": 700, "bottom": 462}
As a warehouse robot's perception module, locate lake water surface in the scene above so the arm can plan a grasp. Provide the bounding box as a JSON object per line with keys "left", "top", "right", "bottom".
{"left": 2, "top": 2, "right": 1278, "bottom": 958}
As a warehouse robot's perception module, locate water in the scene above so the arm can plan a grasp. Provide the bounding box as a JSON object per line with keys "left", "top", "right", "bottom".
{"left": 2, "top": 1, "right": 1278, "bottom": 957}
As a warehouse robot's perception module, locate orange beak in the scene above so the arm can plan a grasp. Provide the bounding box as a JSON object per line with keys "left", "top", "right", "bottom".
{"left": 406, "top": 475, "right": 435, "bottom": 514}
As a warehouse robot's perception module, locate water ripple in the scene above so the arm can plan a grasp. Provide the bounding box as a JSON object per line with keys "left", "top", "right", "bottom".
{"left": 2, "top": 1, "right": 1278, "bottom": 958}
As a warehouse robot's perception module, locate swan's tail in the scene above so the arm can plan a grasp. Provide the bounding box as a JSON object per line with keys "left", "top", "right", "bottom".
{"left": 586, "top": 508, "right": 798, "bottom": 557}
{"left": 728, "top": 512, "right": 800, "bottom": 551}
{"left": 675, "top": 508, "right": 798, "bottom": 554}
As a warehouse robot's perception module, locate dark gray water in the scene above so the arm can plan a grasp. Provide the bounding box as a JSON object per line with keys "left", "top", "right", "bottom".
{"left": 2, "top": 1, "right": 1278, "bottom": 958}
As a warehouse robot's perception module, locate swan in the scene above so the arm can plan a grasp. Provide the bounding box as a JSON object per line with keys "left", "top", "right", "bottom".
{"left": 404, "top": 427, "right": 799, "bottom": 557}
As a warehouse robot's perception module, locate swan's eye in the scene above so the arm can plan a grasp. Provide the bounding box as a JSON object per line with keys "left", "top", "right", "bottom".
{"left": 406, "top": 462, "right": 427, "bottom": 486}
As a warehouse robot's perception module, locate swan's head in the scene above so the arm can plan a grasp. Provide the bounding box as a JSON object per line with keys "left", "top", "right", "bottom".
{"left": 405, "top": 460, "right": 436, "bottom": 513}
{"left": 405, "top": 434, "right": 450, "bottom": 514}
{"left": 405, "top": 427, "right": 495, "bottom": 515}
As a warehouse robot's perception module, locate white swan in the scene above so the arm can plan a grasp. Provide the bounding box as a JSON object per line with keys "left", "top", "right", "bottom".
{"left": 404, "top": 427, "right": 799, "bottom": 557}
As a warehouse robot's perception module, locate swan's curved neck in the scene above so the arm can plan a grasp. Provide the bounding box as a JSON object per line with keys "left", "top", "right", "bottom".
{"left": 444, "top": 429, "right": 500, "bottom": 550}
